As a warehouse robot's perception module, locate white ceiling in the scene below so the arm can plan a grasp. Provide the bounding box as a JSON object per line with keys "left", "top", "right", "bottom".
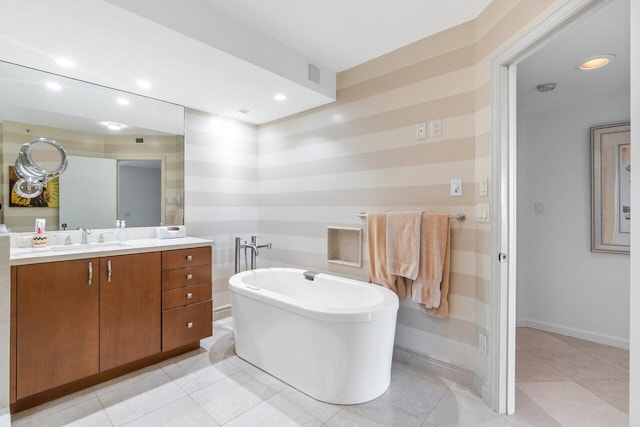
{"left": 202, "top": 0, "right": 492, "bottom": 72}
{"left": 0, "top": 0, "right": 490, "bottom": 125}
{"left": 517, "top": 0, "right": 629, "bottom": 114}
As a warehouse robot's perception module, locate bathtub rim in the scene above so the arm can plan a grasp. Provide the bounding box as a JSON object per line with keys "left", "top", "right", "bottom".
{"left": 229, "top": 268, "right": 399, "bottom": 323}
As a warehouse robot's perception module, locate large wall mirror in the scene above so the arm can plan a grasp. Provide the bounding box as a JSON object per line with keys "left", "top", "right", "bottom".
{"left": 0, "top": 61, "right": 185, "bottom": 231}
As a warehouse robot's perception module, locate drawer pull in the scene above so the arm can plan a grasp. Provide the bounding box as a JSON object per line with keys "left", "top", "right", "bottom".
{"left": 107, "top": 260, "right": 112, "bottom": 283}
{"left": 186, "top": 322, "right": 193, "bottom": 329}
{"left": 186, "top": 255, "right": 193, "bottom": 261}
{"left": 186, "top": 274, "right": 193, "bottom": 280}
{"left": 186, "top": 292, "right": 193, "bottom": 299}
{"left": 88, "top": 262, "right": 93, "bottom": 285}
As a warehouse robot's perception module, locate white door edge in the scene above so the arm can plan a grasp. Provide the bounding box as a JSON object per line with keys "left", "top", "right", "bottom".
{"left": 489, "top": 0, "right": 604, "bottom": 414}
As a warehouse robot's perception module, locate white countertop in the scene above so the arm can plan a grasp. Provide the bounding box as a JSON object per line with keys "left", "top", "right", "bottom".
{"left": 10, "top": 237, "right": 214, "bottom": 266}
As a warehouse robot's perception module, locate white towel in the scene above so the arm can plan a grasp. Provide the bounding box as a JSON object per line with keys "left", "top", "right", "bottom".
{"left": 386, "top": 211, "right": 422, "bottom": 280}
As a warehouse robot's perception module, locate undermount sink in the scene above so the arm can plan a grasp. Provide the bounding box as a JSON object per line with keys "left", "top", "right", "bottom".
{"left": 49, "top": 242, "right": 132, "bottom": 252}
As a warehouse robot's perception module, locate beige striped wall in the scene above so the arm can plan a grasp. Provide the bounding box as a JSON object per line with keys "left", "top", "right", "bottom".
{"left": 183, "top": 109, "right": 259, "bottom": 308}
{"left": 1, "top": 121, "right": 182, "bottom": 231}
{"left": 176, "top": 0, "right": 566, "bottom": 394}
{"left": 250, "top": 0, "right": 563, "bottom": 391}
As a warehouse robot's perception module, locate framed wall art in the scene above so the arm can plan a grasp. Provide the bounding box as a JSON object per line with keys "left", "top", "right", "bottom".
{"left": 591, "top": 122, "right": 630, "bottom": 254}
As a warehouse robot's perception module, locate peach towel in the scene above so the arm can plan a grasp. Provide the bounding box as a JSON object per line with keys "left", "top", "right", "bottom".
{"left": 386, "top": 211, "right": 422, "bottom": 280}
{"left": 367, "top": 213, "right": 407, "bottom": 298}
{"left": 412, "top": 213, "right": 450, "bottom": 317}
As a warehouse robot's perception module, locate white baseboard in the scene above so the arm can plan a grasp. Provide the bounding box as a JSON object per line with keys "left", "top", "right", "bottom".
{"left": 393, "top": 345, "right": 474, "bottom": 388}
{"left": 214, "top": 304, "right": 232, "bottom": 320}
{"left": 0, "top": 412, "right": 10, "bottom": 427}
{"left": 517, "top": 318, "right": 629, "bottom": 350}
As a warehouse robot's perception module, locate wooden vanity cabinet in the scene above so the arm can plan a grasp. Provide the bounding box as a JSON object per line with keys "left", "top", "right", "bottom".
{"left": 161, "top": 246, "right": 212, "bottom": 351}
{"left": 15, "top": 258, "right": 100, "bottom": 400}
{"left": 99, "top": 252, "right": 161, "bottom": 371}
{"left": 11, "top": 245, "right": 212, "bottom": 409}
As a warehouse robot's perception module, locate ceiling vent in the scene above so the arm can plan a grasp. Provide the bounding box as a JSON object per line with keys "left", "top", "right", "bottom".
{"left": 308, "top": 63, "right": 320, "bottom": 84}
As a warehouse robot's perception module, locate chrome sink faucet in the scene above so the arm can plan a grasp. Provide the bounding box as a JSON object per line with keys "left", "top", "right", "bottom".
{"left": 79, "top": 227, "right": 91, "bottom": 244}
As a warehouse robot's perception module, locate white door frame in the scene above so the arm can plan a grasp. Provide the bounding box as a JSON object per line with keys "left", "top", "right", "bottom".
{"left": 489, "top": 0, "right": 606, "bottom": 414}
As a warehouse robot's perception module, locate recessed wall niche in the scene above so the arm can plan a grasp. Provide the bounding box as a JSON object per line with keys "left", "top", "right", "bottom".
{"left": 327, "top": 227, "right": 362, "bottom": 267}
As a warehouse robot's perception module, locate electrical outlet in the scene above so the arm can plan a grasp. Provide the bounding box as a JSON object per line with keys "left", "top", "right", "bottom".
{"left": 429, "top": 119, "right": 442, "bottom": 138}
{"left": 416, "top": 122, "right": 427, "bottom": 140}
{"left": 534, "top": 201, "right": 544, "bottom": 215}
{"left": 479, "top": 333, "right": 487, "bottom": 355}
{"left": 450, "top": 179, "right": 462, "bottom": 197}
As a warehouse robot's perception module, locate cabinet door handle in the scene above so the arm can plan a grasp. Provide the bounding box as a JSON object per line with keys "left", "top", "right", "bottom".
{"left": 186, "top": 322, "right": 193, "bottom": 329}
{"left": 186, "top": 292, "right": 193, "bottom": 299}
{"left": 88, "top": 262, "right": 93, "bottom": 285}
{"left": 186, "top": 255, "right": 193, "bottom": 261}
{"left": 107, "top": 260, "right": 112, "bottom": 283}
{"left": 186, "top": 274, "right": 193, "bottom": 280}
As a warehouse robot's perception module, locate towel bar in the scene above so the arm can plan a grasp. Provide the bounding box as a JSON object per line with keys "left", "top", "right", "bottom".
{"left": 356, "top": 212, "right": 466, "bottom": 221}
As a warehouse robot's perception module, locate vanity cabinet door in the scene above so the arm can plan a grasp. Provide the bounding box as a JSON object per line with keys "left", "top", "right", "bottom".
{"left": 15, "top": 259, "right": 100, "bottom": 399}
{"left": 99, "top": 252, "right": 161, "bottom": 371}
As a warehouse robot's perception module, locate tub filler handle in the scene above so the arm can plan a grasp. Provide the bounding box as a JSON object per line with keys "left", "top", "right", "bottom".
{"left": 303, "top": 271, "right": 319, "bottom": 281}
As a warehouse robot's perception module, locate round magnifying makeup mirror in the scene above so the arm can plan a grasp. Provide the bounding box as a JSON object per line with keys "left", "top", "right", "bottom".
{"left": 13, "top": 138, "right": 68, "bottom": 198}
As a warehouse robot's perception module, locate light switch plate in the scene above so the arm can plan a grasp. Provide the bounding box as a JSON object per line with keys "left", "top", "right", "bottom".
{"left": 477, "top": 204, "right": 490, "bottom": 223}
{"left": 450, "top": 179, "right": 462, "bottom": 197}
{"left": 416, "top": 122, "right": 427, "bottom": 140}
{"left": 480, "top": 176, "right": 488, "bottom": 197}
{"left": 429, "top": 119, "right": 442, "bottom": 138}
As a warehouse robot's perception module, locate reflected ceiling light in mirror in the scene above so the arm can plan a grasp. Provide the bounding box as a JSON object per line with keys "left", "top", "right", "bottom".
{"left": 45, "top": 81, "right": 62, "bottom": 91}
{"left": 116, "top": 97, "right": 130, "bottom": 106}
{"left": 54, "top": 57, "right": 74, "bottom": 68}
{"left": 103, "top": 122, "right": 124, "bottom": 131}
{"left": 273, "top": 93, "right": 287, "bottom": 101}
{"left": 579, "top": 54, "right": 616, "bottom": 70}
{"left": 136, "top": 79, "right": 152, "bottom": 89}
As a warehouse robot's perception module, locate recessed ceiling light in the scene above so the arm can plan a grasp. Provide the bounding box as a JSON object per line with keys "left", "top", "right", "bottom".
{"left": 136, "top": 79, "right": 152, "bottom": 89}
{"left": 274, "top": 93, "right": 287, "bottom": 101}
{"left": 55, "top": 57, "right": 74, "bottom": 68}
{"left": 45, "top": 82, "right": 62, "bottom": 91}
{"left": 104, "top": 122, "right": 123, "bottom": 131}
{"left": 238, "top": 109, "right": 250, "bottom": 115}
{"left": 116, "top": 97, "right": 130, "bottom": 106}
{"left": 536, "top": 82, "right": 557, "bottom": 93}
{"left": 579, "top": 54, "right": 616, "bottom": 70}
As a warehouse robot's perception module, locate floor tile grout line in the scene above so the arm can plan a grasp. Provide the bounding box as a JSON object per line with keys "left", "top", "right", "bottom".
{"left": 184, "top": 394, "right": 220, "bottom": 426}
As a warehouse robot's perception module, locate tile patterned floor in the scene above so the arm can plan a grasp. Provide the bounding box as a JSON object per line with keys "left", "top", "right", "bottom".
{"left": 515, "top": 327, "right": 629, "bottom": 427}
{"left": 10, "top": 323, "right": 629, "bottom": 426}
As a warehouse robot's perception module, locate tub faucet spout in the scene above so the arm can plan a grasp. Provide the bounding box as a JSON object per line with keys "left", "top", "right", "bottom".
{"left": 303, "top": 271, "right": 319, "bottom": 281}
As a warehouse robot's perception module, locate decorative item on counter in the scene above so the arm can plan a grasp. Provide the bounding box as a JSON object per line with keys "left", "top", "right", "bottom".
{"left": 156, "top": 225, "right": 186, "bottom": 239}
{"left": 32, "top": 218, "right": 47, "bottom": 247}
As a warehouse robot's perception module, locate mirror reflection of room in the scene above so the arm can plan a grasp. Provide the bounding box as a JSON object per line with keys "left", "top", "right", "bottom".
{"left": 0, "top": 60, "right": 185, "bottom": 231}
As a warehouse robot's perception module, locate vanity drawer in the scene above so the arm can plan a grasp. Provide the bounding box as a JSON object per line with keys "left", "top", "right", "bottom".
{"left": 162, "top": 264, "right": 211, "bottom": 290}
{"left": 162, "top": 246, "right": 211, "bottom": 270}
{"left": 163, "top": 282, "right": 212, "bottom": 310}
{"left": 162, "top": 300, "right": 212, "bottom": 351}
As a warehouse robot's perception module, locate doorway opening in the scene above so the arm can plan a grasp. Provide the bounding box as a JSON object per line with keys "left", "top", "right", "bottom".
{"left": 490, "top": 0, "right": 630, "bottom": 417}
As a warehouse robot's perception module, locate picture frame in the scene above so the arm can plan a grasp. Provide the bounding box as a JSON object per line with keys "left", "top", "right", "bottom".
{"left": 591, "top": 122, "right": 630, "bottom": 254}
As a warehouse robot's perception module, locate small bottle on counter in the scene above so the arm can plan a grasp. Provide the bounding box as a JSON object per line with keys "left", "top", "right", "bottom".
{"left": 120, "top": 220, "right": 128, "bottom": 241}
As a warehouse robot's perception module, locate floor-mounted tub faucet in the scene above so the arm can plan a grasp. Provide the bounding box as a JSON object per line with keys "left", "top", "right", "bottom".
{"left": 234, "top": 235, "right": 272, "bottom": 273}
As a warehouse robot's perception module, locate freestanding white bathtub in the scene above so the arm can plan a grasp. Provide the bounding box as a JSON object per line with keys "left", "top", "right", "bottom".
{"left": 229, "top": 268, "right": 399, "bottom": 405}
